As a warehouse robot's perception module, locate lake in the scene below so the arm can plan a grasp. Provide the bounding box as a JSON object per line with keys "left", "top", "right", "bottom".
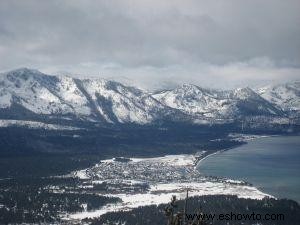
{"left": 197, "top": 136, "right": 300, "bottom": 203}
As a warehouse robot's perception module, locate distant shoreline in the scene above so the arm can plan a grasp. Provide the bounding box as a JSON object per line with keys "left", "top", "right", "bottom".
{"left": 195, "top": 134, "right": 281, "bottom": 167}
{"left": 195, "top": 146, "right": 239, "bottom": 167}
{"left": 196, "top": 135, "right": 300, "bottom": 203}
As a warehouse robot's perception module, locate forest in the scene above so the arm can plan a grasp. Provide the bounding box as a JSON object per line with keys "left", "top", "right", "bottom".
{"left": 87, "top": 195, "right": 300, "bottom": 225}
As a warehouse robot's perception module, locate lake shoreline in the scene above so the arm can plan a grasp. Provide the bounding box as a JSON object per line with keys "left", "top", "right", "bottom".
{"left": 195, "top": 134, "right": 286, "bottom": 167}
{"left": 197, "top": 135, "right": 300, "bottom": 203}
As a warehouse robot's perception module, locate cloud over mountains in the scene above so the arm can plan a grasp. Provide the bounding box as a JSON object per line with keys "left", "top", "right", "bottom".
{"left": 0, "top": 0, "right": 299, "bottom": 89}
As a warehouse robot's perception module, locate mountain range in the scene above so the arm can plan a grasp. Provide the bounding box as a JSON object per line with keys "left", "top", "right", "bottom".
{"left": 0, "top": 68, "right": 299, "bottom": 128}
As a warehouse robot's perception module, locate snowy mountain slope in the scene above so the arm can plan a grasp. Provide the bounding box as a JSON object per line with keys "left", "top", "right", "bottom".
{"left": 0, "top": 68, "right": 182, "bottom": 124}
{"left": 0, "top": 119, "right": 82, "bottom": 130}
{"left": 152, "top": 84, "right": 283, "bottom": 120}
{"left": 0, "top": 68, "right": 297, "bottom": 127}
{"left": 229, "top": 87, "right": 284, "bottom": 116}
{"left": 152, "top": 84, "right": 230, "bottom": 118}
{"left": 78, "top": 78, "right": 181, "bottom": 124}
{"left": 0, "top": 68, "right": 91, "bottom": 117}
{"left": 258, "top": 82, "right": 300, "bottom": 114}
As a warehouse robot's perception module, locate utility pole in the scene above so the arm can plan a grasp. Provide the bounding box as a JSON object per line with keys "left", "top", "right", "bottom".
{"left": 183, "top": 189, "right": 189, "bottom": 225}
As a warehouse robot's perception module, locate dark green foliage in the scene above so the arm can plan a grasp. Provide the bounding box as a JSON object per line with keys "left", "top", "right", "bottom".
{"left": 0, "top": 177, "right": 120, "bottom": 224}
{"left": 0, "top": 154, "right": 103, "bottom": 178}
{"left": 1, "top": 121, "right": 297, "bottom": 157}
{"left": 87, "top": 195, "right": 300, "bottom": 225}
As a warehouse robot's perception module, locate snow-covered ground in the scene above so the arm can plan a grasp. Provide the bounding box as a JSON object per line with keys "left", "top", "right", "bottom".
{"left": 68, "top": 181, "right": 269, "bottom": 220}
{"left": 65, "top": 154, "right": 272, "bottom": 221}
{"left": 0, "top": 119, "right": 82, "bottom": 130}
{"left": 227, "top": 133, "right": 272, "bottom": 142}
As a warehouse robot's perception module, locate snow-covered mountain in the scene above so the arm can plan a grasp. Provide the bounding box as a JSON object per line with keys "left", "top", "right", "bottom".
{"left": 152, "top": 84, "right": 283, "bottom": 120}
{"left": 0, "top": 68, "right": 91, "bottom": 116}
{"left": 0, "top": 68, "right": 181, "bottom": 124}
{"left": 258, "top": 82, "right": 300, "bottom": 116}
{"left": 0, "top": 68, "right": 298, "bottom": 127}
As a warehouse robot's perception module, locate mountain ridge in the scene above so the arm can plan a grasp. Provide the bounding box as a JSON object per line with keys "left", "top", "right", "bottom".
{"left": 0, "top": 68, "right": 298, "bottom": 127}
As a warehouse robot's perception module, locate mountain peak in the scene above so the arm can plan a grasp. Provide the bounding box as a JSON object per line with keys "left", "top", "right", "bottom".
{"left": 0, "top": 68, "right": 298, "bottom": 125}
{"left": 5, "top": 67, "right": 43, "bottom": 76}
{"left": 180, "top": 83, "right": 198, "bottom": 89}
{"left": 1, "top": 68, "right": 50, "bottom": 83}
{"left": 258, "top": 81, "right": 300, "bottom": 112}
{"left": 174, "top": 83, "right": 212, "bottom": 96}
{"left": 232, "top": 87, "right": 258, "bottom": 100}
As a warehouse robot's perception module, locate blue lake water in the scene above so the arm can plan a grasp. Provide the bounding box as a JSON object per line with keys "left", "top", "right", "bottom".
{"left": 197, "top": 136, "right": 300, "bottom": 203}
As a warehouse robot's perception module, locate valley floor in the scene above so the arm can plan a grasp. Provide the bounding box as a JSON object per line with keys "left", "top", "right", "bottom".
{"left": 0, "top": 134, "right": 298, "bottom": 224}
{"left": 64, "top": 145, "right": 272, "bottom": 222}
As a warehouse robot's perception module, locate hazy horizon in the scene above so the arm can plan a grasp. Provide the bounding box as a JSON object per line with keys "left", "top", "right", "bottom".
{"left": 1, "top": 67, "right": 300, "bottom": 91}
